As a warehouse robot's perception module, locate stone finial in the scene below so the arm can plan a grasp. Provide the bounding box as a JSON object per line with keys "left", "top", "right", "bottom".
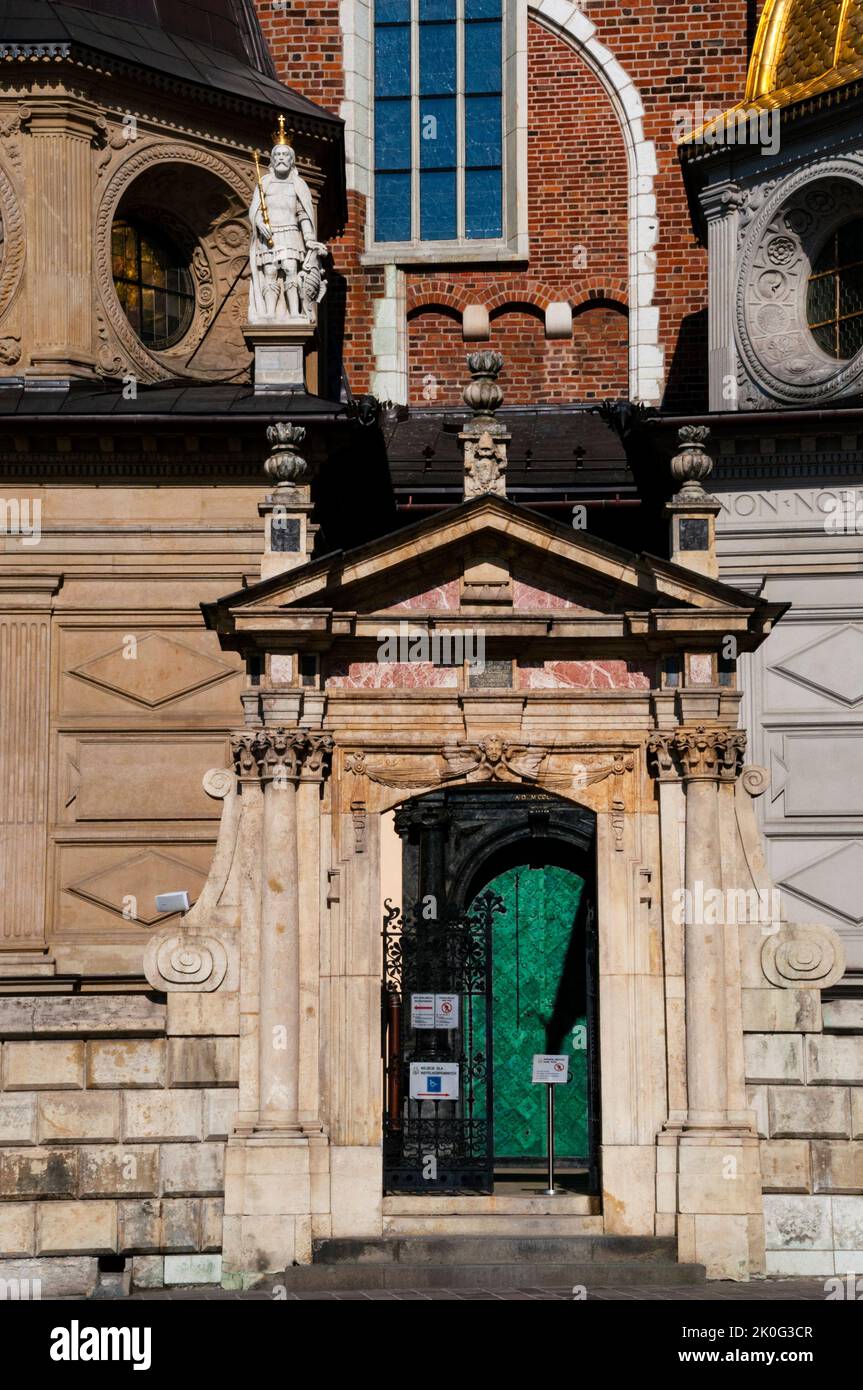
{"left": 463, "top": 350, "right": 504, "bottom": 428}
{"left": 264, "top": 422, "right": 312, "bottom": 487}
{"left": 670, "top": 425, "right": 714, "bottom": 500}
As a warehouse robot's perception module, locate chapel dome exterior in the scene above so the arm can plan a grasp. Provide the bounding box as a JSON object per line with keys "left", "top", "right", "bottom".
{"left": 746, "top": 0, "right": 863, "bottom": 109}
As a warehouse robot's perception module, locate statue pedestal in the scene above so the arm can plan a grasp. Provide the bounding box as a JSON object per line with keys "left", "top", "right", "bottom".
{"left": 243, "top": 321, "right": 316, "bottom": 393}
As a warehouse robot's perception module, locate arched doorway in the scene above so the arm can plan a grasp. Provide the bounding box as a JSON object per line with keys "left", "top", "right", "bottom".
{"left": 383, "top": 785, "right": 599, "bottom": 1195}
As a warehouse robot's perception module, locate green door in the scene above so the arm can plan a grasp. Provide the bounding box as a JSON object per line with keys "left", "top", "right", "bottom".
{"left": 473, "top": 864, "right": 588, "bottom": 1161}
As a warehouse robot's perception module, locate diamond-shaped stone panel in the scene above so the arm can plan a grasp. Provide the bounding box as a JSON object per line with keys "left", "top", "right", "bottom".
{"left": 773, "top": 625, "right": 863, "bottom": 705}
{"left": 70, "top": 634, "right": 234, "bottom": 709}
{"left": 780, "top": 842, "right": 863, "bottom": 926}
{"left": 68, "top": 850, "right": 206, "bottom": 925}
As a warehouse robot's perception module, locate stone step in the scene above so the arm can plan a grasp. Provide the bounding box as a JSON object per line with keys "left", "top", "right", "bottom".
{"left": 382, "top": 1193, "right": 598, "bottom": 1216}
{"left": 313, "top": 1235, "right": 678, "bottom": 1265}
{"left": 280, "top": 1260, "right": 705, "bottom": 1291}
{"left": 383, "top": 1214, "right": 605, "bottom": 1237}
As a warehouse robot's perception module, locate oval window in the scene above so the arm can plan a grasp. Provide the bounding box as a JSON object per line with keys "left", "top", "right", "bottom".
{"left": 806, "top": 218, "right": 863, "bottom": 361}
{"left": 112, "top": 219, "right": 195, "bottom": 351}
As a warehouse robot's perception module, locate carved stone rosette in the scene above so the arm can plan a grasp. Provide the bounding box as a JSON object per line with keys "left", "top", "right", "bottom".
{"left": 648, "top": 726, "right": 747, "bottom": 782}
{"left": 231, "top": 728, "right": 334, "bottom": 783}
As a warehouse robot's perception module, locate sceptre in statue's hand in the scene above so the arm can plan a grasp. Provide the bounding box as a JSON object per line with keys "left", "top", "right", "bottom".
{"left": 253, "top": 149, "right": 274, "bottom": 249}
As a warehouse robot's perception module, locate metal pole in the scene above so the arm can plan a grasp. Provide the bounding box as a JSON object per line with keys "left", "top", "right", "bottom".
{"left": 543, "top": 1083, "right": 557, "bottom": 1196}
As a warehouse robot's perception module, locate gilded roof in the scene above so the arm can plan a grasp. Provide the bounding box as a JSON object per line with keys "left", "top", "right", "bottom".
{"left": 680, "top": 0, "right": 863, "bottom": 146}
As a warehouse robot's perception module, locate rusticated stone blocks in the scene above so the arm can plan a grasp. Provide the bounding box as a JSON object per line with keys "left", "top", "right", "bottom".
{"left": 167, "top": 1038, "right": 239, "bottom": 1088}
{"left": 86, "top": 1040, "right": 166, "bottom": 1089}
{"left": 122, "top": 1091, "right": 203, "bottom": 1143}
{"left": 0, "top": 1147, "right": 78, "bottom": 1198}
{"left": 3, "top": 1042, "right": 85, "bottom": 1090}
{"left": 37, "top": 1201, "right": 117, "bottom": 1256}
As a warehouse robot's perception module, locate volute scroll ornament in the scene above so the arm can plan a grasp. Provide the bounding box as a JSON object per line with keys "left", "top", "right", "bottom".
{"left": 143, "top": 931, "right": 229, "bottom": 993}
{"left": 761, "top": 923, "right": 845, "bottom": 991}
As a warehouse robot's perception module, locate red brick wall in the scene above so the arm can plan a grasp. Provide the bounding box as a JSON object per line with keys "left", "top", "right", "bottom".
{"left": 255, "top": 0, "right": 755, "bottom": 409}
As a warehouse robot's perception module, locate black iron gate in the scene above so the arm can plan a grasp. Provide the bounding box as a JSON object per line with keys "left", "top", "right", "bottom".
{"left": 382, "top": 892, "right": 503, "bottom": 1193}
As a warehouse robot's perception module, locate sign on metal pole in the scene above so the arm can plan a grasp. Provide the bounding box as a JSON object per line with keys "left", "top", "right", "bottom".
{"left": 532, "top": 1054, "right": 569, "bottom": 1084}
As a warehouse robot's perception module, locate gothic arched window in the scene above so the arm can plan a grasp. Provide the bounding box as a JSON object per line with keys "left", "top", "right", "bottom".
{"left": 112, "top": 219, "right": 195, "bottom": 352}
{"left": 374, "top": 0, "right": 506, "bottom": 247}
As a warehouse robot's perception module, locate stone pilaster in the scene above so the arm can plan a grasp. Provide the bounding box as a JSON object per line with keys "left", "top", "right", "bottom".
{"left": 650, "top": 725, "right": 764, "bottom": 1280}
{"left": 222, "top": 727, "right": 332, "bottom": 1285}
{"left": 0, "top": 574, "right": 61, "bottom": 974}
{"left": 26, "top": 102, "right": 100, "bottom": 380}
{"left": 701, "top": 181, "right": 743, "bottom": 412}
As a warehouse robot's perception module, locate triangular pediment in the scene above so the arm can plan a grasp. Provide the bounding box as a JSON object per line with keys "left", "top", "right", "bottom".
{"left": 203, "top": 497, "right": 784, "bottom": 651}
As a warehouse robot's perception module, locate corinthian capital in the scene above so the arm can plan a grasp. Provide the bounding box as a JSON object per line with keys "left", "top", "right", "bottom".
{"left": 648, "top": 726, "right": 746, "bottom": 782}
{"left": 231, "top": 728, "right": 334, "bottom": 783}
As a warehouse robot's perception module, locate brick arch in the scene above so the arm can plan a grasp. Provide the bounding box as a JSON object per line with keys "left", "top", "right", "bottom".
{"left": 526, "top": 1, "right": 660, "bottom": 402}
{"left": 488, "top": 300, "right": 545, "bottom": 323}
{"left": 573, "top": 295, "right": 629, "bottom": 319}
{"left": 406, "top": 281, "right": 470, "bottom": 315}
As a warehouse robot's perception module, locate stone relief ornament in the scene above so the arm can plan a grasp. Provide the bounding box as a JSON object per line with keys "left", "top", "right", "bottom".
{"left": 464, "top": 430, "right": 507, "bottom": 499}
{"left": 736, "top": 160, "right": 863, "bottom": 405}
{"left": 345, "top": 744, "right": 634, "bottom": 795}
{"left": 442, "top": 737, "right": 548, "bottom": 783}
{"left": 248, "top": 116, "right": 327, "bottom": 324}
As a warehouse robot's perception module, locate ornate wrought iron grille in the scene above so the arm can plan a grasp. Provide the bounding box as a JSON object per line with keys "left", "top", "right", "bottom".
{"left": 382, "top": 891, "right": 503, "bottom": 1194}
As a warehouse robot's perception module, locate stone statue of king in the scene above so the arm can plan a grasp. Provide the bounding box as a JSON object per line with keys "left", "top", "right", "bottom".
{"left": 248, "top": 117, "right": 327, "bottom": 324}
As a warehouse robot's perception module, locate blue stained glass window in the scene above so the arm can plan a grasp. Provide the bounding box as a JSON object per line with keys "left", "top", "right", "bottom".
{"left": 375, "top": 25, "right": 410, "bottom": 97}
{"left": 465, "top": 168, "right": 502, "bottom": 239}
{"left": 373, "top": 0, "right": 505, "bottom": 244}
{"left": 465, "top": 20, "right": 501, "bottom": 93}
{"left": 421, "top": 170, "right": 457, "bottom": 239}
{"left": 376, "top": 101, "right": 411, "bottom": 168}
{"left": 420, "top": 97, "right": 456, "bottom": 167}
{"left": 377, "top": 0, "right": 410, "bottom": 19}
{"left": 465, "top": 95, "right": 501, "bottom": 167}
{"left": 419, "top": 22, "right": 456, "bottom": 94}
{"left": 376, "top": 172, "right": 412, "bottom": 241}
{"left": 419, "top": 0, "right": 455, "bottom": 16}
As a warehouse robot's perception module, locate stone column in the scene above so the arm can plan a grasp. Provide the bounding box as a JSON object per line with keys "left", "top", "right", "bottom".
{"left": 0, "top": 573, "right": 61, "bottom": 974}
{"left": 701, "top": 181, "right": 743, "bottom": 412}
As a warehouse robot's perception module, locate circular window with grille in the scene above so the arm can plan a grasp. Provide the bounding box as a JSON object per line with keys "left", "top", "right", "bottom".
{"left": 807, "top": 218, "right": 863, "bottom": 361}
{"left": 111, "top": 218, "right": 195, "bottom": 351}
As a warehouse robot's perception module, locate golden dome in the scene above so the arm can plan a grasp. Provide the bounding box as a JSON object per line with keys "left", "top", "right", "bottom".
{"left": 747, "top": 0, "right": 863, "bottom": 107}
{"left": 679, "top": 0, "right": 863, "bottom": 146}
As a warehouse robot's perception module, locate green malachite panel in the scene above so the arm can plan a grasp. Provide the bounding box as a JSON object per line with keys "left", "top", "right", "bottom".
{"left": 472, "top": 865, "right": 587, "bottom": 1160}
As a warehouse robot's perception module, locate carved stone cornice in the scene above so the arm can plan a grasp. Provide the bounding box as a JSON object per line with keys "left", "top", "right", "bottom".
{"left": 232, "top": 728, "right": 333, "bottom": 783}
{"left": 648, "top": 726, "right": 747, "bottom": 782}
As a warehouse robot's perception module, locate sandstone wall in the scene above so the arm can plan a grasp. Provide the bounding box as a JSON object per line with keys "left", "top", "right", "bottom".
{"left": 745, "top": 997, "right": 863, "bottom": 1276}
{"left": 0, "top": 993, "right": 238, "bottom": 1295}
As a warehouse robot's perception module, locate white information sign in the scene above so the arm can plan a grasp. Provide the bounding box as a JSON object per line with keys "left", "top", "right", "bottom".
{"left": 409, "top": 1062, "right": 460, "bottom": 1101}
{"left": 532, "top": 1054, "right": 569, "bottom": 1084}
{"left": 434, "top": 994, "right": 459, "bottom": 1029}
{"left": 411, "top": 993, "right": 459, "bottom": 1030}
{"left": 410, "top": 994, "right": 435, "bottom": 1028}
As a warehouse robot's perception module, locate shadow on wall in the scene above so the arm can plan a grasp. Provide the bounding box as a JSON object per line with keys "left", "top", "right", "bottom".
{"left": 662, "top": 306, "right": 709, "bottom": 413}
